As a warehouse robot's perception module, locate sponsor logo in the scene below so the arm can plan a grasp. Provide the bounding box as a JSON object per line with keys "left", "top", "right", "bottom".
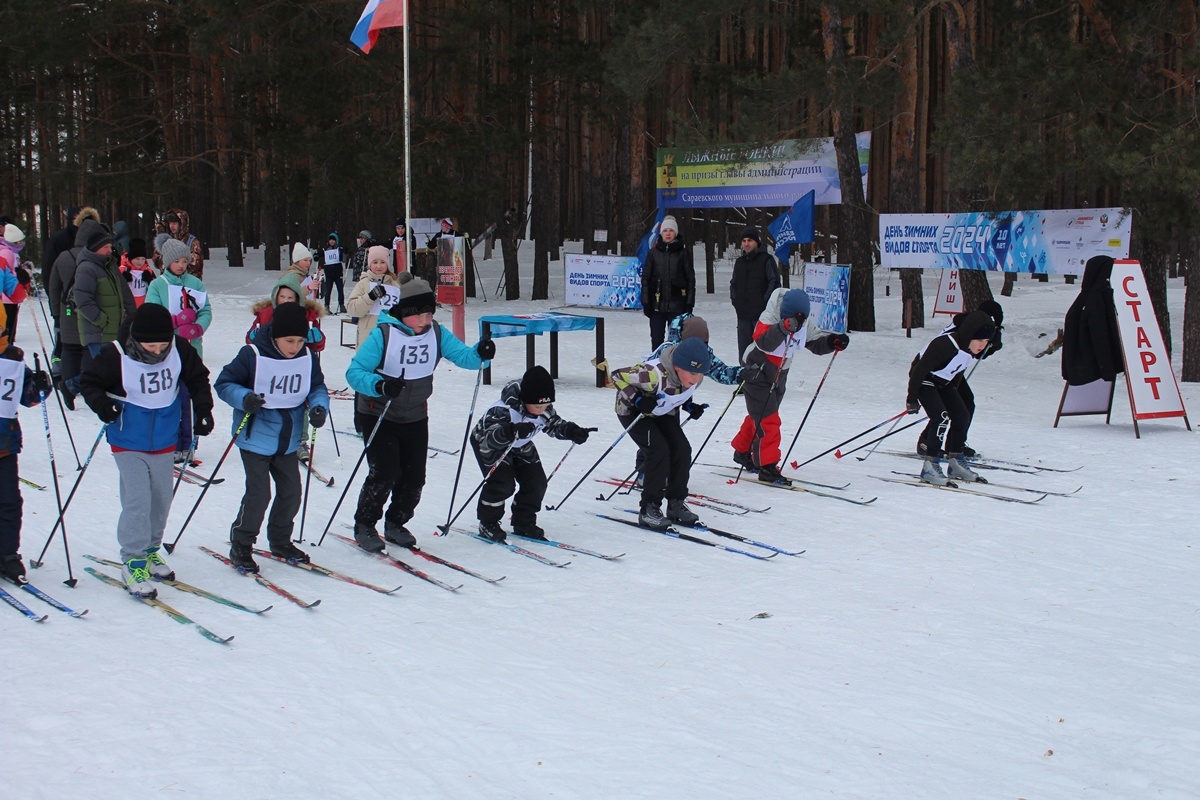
{"left": 1100, "top": 213, "right": 1109, "bottom": 225}
{"left": 1052, "top": 238, "right": 1071, "bottom": 248}
{"left": 1108, "top": 238, "right": 1123, "bottom": 247}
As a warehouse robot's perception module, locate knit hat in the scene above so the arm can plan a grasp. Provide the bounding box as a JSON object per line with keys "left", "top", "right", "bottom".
{"left": 3, "top": 223, "right": 24, "bottom": 244}
{"left": 127, "top": 237, "right": 147, "bottom": 259}
{"left": 440, "top": 218, "right": 453, "bottom": 229}
{"left": 367, "top": 245, "right": 391, "bottom": 267}
{"left": 358, "top": 230, "right": 373, "bottom": 241}
{"left": 679, "top": 315, "right": 710, "bottom": 343}
{"left": 519, "top": 366, "right": 555, "bottom": 405}
{"left": 391, "top": 271, "right": 436, "bottom": 318}
{"left": 780, "top": 288, "right": 811, "bottom": 321}
{"left": 968, "top": 321, "right": 996, "bottom": 341}
{"left": 673, "top": 336, "right": 712, "bottom": 375}
{"left": 163, "top": 210, "right": 181, "bottom": 225}
{"left": 979, "top": 299, "right": 1004, "bottom": 327}
{"left": 130, "top": 303, "right": 175, "bottom": 344}
{"left": 85, "top": 224, "right": 114, "bottom": 252}
{"left": 394, "top": 218, "right": 406, "bottom": 228}
{"left": 740, "top": 226, "right": 761, "bottom": 245}
{"left": 660, "top": 215, "right": 679, "bottom": 235}
{"left": 272, "top": 302, "right": 310, "bottom": 340}
{"left": 328, "top": 232, "right": 339, "bottom": 244}
{"left": 292, "top": 242, "right": 312, "bottom": 263}
{"left": 160, "top": 238, "right": 189, "bottom": 268}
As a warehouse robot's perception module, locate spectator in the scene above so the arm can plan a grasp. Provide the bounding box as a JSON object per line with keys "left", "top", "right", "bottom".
{"left": 349, "top": 229, "right": 374, "bottom": 284}
{"left": 728, "top": 226, "right": 780, "bottom": 362}
{"left": 0, "top": 224, "right": 31, "bottom": 342}
{"left": 640, "top": 215, "right": 695, "bottom": 349}
{"left": 48, "top": 216, "right": 106, "bottom": 408}
{"left": 68, "top": 223, "right": 136, "bottom": 396}
{"left": 320, "top": 233, "right": 347, "bottom": 314}
{"left": 156, "top": 208, "right": 204, "bottom": 280}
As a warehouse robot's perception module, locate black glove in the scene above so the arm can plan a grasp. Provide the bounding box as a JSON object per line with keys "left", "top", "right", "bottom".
{"left": 143, "top": 269, "right": 156, "bottom": 284}
{"left": 243, "top": 393, "right": 265, "bottom": 413}
{"left": 564, "top": 422, "right": 595, "bottom": 445}
{"left": 368, "top": 284, "right": 387, "bottom": 301}
{"left": 98, "top": 398, "right": 122, "bottom": 424}
{"left": 377, "top": 376, "right": 406, "bottom": 398}
{"left": 829, "top": 333, "right": 850, "bottom": 352}
{"left": 309, "top": 406, "right": 327, "bottom": 428}
{"left": 683, "top": 400, "right": 706, "bottom": 420}
{"left": 15, "top": 267, "right": 31, "bottom": 286}
{"left": 194, "top": 410, "right": 215, "bottom": 437}
{"left": 476, "top": 338, "right": 496, "bottom": 360}
{"left": 632, "top": 393, "right": 658, "bottom": 416}
{"left": 31, "top": 370, "right": 52, "bottom": 395}
{"left": 512, "top": 421, "right": 537, "bottom": 439}
{"left": 906, "top": 401, "right": 921, "bottom": 415}
{"left": 122, "top": 269, "right": 133, "bottom": 282}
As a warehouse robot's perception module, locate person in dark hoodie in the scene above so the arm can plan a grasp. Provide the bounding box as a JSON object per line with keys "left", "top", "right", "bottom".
{"left": 729, "top": 226, "right": 781, "bottom": 362}
{"left": 319, "top": 233, "right": 347, "bottom": 314}
{"left": 41, "top": 205, "right": 87, "bottom": 289}
{"left": 215, "top": 302, "right": 330, "bottom": 573}
{"left": 641, "top": 215, "right": 696, "bottom": 349}
{"left": 1062, "top": 255, "right": 1124, "bottom": 387}
{"left": 45, "top": 207, "right": 100, "bottom": 390}
{"left": 930, "top": 299, "right": 1004, "bottom": 458}
{"left": 905, "top": 309, "right": 996, "bottom": 486}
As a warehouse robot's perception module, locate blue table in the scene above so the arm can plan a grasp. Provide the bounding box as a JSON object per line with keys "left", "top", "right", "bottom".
{"left": 478, "top": 312, "right": 605, "bottom": 387}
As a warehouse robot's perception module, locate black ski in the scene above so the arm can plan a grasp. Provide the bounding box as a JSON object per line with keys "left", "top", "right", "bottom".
{"left": 598, "top": 513, "right": 777, "bottom": 561}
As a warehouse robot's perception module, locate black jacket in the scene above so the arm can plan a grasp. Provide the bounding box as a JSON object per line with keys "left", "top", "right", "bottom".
{"left": 641, "top": 238, "right": 695, "bottom": 317}
{"left": 1061, "top": 256, "right": 1124, "bottom": 385}
{"left": 907, "top": 310, "right": 992, "bottom": 405}
{"left": 729, "top": 248, "right": 781, "bottom": 320}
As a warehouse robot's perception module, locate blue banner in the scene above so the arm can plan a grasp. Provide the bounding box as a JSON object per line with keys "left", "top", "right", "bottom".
{"left": 804, "top": 263, "right": 849, "bottom": 334}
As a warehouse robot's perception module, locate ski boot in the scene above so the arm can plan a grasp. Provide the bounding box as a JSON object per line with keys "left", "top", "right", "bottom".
{"left": 919, "top": 457, "right": 952, "bottom": 487}
{"left": 270, "top": 540, "right": 311, "bottom": 564}
{"left": 666, "top": 499, "right": 699, "bottom": 526}
{"left": 638, "top": 501, "right": 670, "bottom": 532}
{"left": 229, "top": 541, "right": 260, "bottom": 573}
{"left": 512, "top": 522, "right": 548, "bottom": 541}
{"left": 297, "top": 442, "right": 311, "bottom": 464}
{"left": 946, "top": 453, "right": 985, "bottom": 483}
{"left": 732, "top": 449, "right": 758, "bottom": 473}
{"left": 477, "top": 521, "right": 508, "bottom": 543}
{"left": 353, "top": 523, "right": 386, "bottom": 553}
{"left": 122, "top": 558, "right": 158, "bottom": 598}
{"left": 1, "top": 553, "right": 27, "bottom": 584}
{"left": 145, "top": 547, "right": 175, "bottom": 580}
{"left": 757, "top": 463, "right": 792, "bottom": 486}
{"left": 384, "top": 521, "right": 416, "bottom": 548}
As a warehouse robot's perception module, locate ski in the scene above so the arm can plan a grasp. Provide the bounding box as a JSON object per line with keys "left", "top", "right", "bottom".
{"left": 710, "top": 471, "right": 877, "bottom": 505}
{"left": 887, "top": 471, "right": 1079, "bottom": 497}
{"left": 19, "top": 476, "right": 46, "bottom": 491}
{"left": 595, "top": 478, "right": 771, "bottom": 513}
{"left": 688, "top": 498, "right": 748, "bottom": 516}
{"left": 251, "top": 549, "right": 399, "bottom": 594}
{"left": 14, "top": 580, "right": 89, "bottom": 617}
{"left": 0, "top": 585, "right": 48, "bottom": 621}
{"left": 427, "top": 445, "right": 461, "bottom": 457}
{"left": 967, "top": 456, "right": 1083, "bottom": 473}
{"left": 616, "top": 513, "right": 804, "bottom": 557}
{"left": 174, "top": 467, "right": 224, "bottom": 485}
{"left": 448, "top": 527, "right": 571, "bottom": 567}
{"left": 301, "top": 461, "right": 334, "bottom": 487}
{"left": 875, "top": 450, "right": 1079, "bottom": 475}
{"left": 873, "top": 476, "right": 1048, "bottom": 504}
{"left": 199, "top": 546, "right": 321, "bottom": 608}
{"left": 697, "top": 462, "right": 849, "bottom": 490}
{"left": 85, "top": 567, "right": 233, "bottom": 644}
{"left": 599, "top": 513, "right": 777, "bottom": 561}
{"left": 331, "top": 427, "right": 455, "bottom": 458}
{"left": 330, "top": 533, "right": 463, "bottom": 591}
{"left": 510, "top": 533, "right": 625, "bottom": 561}
{"left": 84, "top": 555, "right": 272, "bottom": 614}
{"left": 338, "top": 523, "right": 501, "bottom": 583}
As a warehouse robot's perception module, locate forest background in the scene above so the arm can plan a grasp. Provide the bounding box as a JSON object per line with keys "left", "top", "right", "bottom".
{"left": 2, "top": 0, "right": 1199, "bottom": 377}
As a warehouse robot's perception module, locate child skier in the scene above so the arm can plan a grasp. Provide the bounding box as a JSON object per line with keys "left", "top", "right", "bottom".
{"left": 345, "top": 245, "right": 401, "bottom": 347}
{"left": 612, "top": 336, "right": 711, "bottom": 531}
{"left": 215, "top": 302, "right": 330, "bottom": 572}
{"left": 247, "top": 273, "right": 326, "bottom": 353}
{"left": 906, "top": 309, "right": 996, "bottom": 485}
{"left": 120, "top": 238, "right": 157, "bottom": 308}
{"left": 345, "top": 274, "right": 495, "bottom": 551}
{"left": 79, "top": 303, "right": 214, "bottom": 596}
{"left": 0, "top": 305, "right": 52, "bottom": 584}
{"left": 146, "top": 237, "right": 212, "bottom": 466}
{"left": 731, "top": 288, "right": 848, "bottom": 486}
{"left": 928, "top": 300, "right": 1004, "bottom": 458}
{"left": 469, "top": 366, "right": 593, "bottom": 542}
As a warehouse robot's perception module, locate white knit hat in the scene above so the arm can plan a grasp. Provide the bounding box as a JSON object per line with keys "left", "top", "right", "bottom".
{"left": 660, "top": 215, "right": 679, "bottom": 235}
{"left": 3, "top": 223, "right": 24, "bottom": 244}
{"left": 292, "top": 242, "right": 313, "bottom": 263}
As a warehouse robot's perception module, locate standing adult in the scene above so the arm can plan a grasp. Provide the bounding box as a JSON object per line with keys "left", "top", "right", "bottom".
{"left": 320, "top": 233, "right": 347, "bottom": 314}
{"left": 40, "top": 205, "right": 87, "bottom": 289}
{"left": 729, "top": 226, "right": 781, "bottom": 363}
{"left": 640, "top": 215, "right": 695, "bottom": 349}
{"left": 349, "top": 230, "right": 374, "bottom": 284}
{"left": 157, "top": 208, "right": 204, "bottom": 280}
{"left": 426, "top": 217, "right": 457, "bottom": 249}
{"left": 70, "top": 224, "right": 137, "bottom": 394}
{"left": 392, "top": 219, "right": 408, "bottom": 272}
{"left": 48, "top": 217, "right": 106, "bottom": 408}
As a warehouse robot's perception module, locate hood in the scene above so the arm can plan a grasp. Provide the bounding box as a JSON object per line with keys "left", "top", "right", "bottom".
{"left": 273, "top": 273, "right": 306, "bottom": 306}
{"left": 75, "top": 219, "right": 106, "bottom": 249}
{"left": 656, "top": 344, "right": 686, "bottom": 391}
{"left": 950, "top": 311, "right": 995, "bottom": 350}
{"left": 328, "top": 233, "right": 339, "bottom": 245}
{"left": 165, "top": 208, "right": 192, "bottom": 241}
{"left": 1080, "top": 255, "right": 1114, "bottom": 293}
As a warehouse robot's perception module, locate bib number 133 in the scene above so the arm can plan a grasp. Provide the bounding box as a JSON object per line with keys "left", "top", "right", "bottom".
{"left": 397, "top": 344, "right": 430, "bottom": 366}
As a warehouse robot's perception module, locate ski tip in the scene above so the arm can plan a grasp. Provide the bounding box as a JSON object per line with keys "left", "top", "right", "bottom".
{"left": 385, "top": 586, "right": 403, "bottom": 594}
{"left": 31, "top": 613, "right": 49, "bottom": 623}
{"left": 257, "top": 605, "right": 274, "bottom": 614}
{"left": 71, "top": 609, "right": 90, "bottom": 617}
{"left": 304, "top": 599, "right": 322, "bottom": 608}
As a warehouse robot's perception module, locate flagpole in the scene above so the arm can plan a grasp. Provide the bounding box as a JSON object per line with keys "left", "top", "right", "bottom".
{"left": 403, "top": 0, "right": 412, "bottom": 274}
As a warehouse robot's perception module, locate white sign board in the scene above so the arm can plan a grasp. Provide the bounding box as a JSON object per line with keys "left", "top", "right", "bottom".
{"left": 1111, "top": 260, "right": 1188, "bottom": 422}
{"left": 564, "top": 253, "right": 642, "bottom": 309}
{"left": 932, "top": 268, "right": 964, "bottom": 317}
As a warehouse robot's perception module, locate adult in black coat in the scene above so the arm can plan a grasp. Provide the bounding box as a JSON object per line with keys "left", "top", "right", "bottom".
{"left": 1061, "top": 255, "right": 1124, "bottom": 385}
{"left": 40, "top": 206, "right": 89, "bottom": 288}
{"left": 729, "top": 226, "right": 781, "bottom": 362}
{"left": 640, "top": 215, "right": 695, "bottom": 349}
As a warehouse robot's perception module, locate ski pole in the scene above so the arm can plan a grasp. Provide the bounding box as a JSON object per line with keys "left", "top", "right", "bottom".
{"left": 604, "top": 413, "right": 700, "bottom": 502}
{"left": 32, "top": 355, "right": 77, "bottom": 587}
{"left": 294, "top": 424, "right": 319, "bottom": 543}
{"left": 853, "top": 413, "right": 905, "bottom": 463}
{"left": 831, "top": 416, "right": 927, "bottom": 461}
{"left": 440, "top": 367, "right": 485, "bottom": 535}
{"left": 788, "top": 409, "right": 908, "bottom": 471}
{"left": 27, "top": 285, "right": 81, "bottom": 469}
{"left": 164, "top": 412, "right": 250, "bottom": 554}
{"left": 545, "top": 443, "right": 577, "bottom": 485}
{"left": 547, "top": 414, "right": 642, "bottom": 511}
{"left": 325, "top": 403, "right": 342, "bottom": 458}
{"left": 437, "top": 437, "right": 523, "bottom": 534}
{"left": 780, "top": 350, "right": 838, "bottom": 467}
{"left": 316, "top": 396, "right": 395, "bottom": 546}
{"left": 688, "top": 382, "right": 743, "bottom": 468}
{"left": 171, "top": 435, "right": 199, "bottom": 500}
{"left": 30, "top": 426, "right": 106, "bottom": 569}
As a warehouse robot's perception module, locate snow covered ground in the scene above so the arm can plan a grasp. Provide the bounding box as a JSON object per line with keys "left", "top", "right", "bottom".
{"left": 5, "top": 244, "right": 1198, "bottom": 799}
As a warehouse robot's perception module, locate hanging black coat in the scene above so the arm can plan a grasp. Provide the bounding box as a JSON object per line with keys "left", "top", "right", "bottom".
{"left": 1061, "top": 255, "right": 1124, "bottom": 385}
{"left": 640, "top": 238, "right": 695, "bottom": 317}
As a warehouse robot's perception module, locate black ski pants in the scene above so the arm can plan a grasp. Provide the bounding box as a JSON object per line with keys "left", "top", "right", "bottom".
{"left": 229, "top": 450, "right": 302, "bottom": 546}
{"left": 917, "top": 381, "right": 971, "bottom": 458}
{"left": 0, "top": 454, "right": 22, "bottom": 558}
{"left": 354, "top": 413, "right": 427, "bottom": 528}
{"left": 620, "top": 412, "right": 690, "bottom": 507}
{"left": 736, "top": 318, "right": 757, "bottom": 365}
{"left": 647, "top": 312, "right": 673, "bottom": 351}
{"left": 472, "top": 444, "right": 547, "bottom": 528}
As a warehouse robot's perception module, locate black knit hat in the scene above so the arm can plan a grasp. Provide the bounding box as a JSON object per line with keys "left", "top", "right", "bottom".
{"left": 85, "top": 224, "right": 115, "bottom": 252}
{"left": 519, "top": 366, "right": 555, "bottom": 405}
{"left": 390, "top": 271, "right": 436, "bottom": 319}
{"left": 130, "top": 303, "right": 174, "bottom": 343}
{"left": 979, "top": 299, "right": 1004, "bottom": 327}
{"left": 127, "top": 237, "right": 147, "bottom": 259}
{"left": 740, "top": 226, "right": 761, "bottom": 245}
{"left": 272, "top": 302, "right": 310, "bottom": 340}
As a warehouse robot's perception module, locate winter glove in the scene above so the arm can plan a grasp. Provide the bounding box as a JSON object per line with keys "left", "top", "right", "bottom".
{"left": 476, "top": 338, "right": 496, "bottom": 360}
{"left": 781, "top": 314, "right": 804, "bottom": 334}
{"left": 177, "top": 323, "right": 203, "bottom": 340}
{"left": 97, "top": 398, "right": 122, "bottom": 424}
{"left": 829, "top": 333, "right": 850, "bottom": 352}
{"left": 194, "top": 410, "right": 215, "bottom": 437}
{"left": 305, "top": 327, "right": 324, "bottom": 344}
{"left": 243, "top": 393, "right": 266, "bottom": 413}
{"left": 632, "top": 393, "right": 659, "bottom": 416}
{"left": 983, "top": 328, "right": 1003, "bottom": 359}
{"left": 512, "top": 421, "right": 537, "bottom": 439}
{"left": 563, "top": 422, "right": 596, "bottom": 445}
{"left": 377, "top": 376, "right": 407, "bottom": 398}
{"left": 683, "top": 400, "right": 706, "bottom": 421}
{"left": 31, "top": 370, "right": 52, "bottom": 396}
{"left": 15, "top": 267, "right": 31, "bottom": 286}
{"left": 906, "top": 401, "right": 921, "bottom": 415}
{"left": 143, "top": 269, "right": 156, "bottom": 285}
{"left": 308, "top": 406, "right": 327, "bottom": 428}
{"left": 122, "top": 269, "right": 134, "bottom": 283}
{"left": 368, "top": 284, "right": 388, "bottom": 301}
{"left": 172, "top": 308, "right": 197, "bottom": 327}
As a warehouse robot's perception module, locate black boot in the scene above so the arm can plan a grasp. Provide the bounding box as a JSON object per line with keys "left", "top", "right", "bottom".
{"left": 757, "top": 463, "right": 792, "bottom": 486}
{"left": 353, "top": 523, "right": 385, "bottom": 553}
{"left": 384, "top": 521, "right": 416, "bottom": 548}
{"left": 477, "top": 520, "right": 508, "bottom": 543}
{"left": 732, "top": 450, "right": 758, "bottom": 472}
{"left": 666, "top": 499, "right": 699, "bottom": 526}
{"left": 512, "top": 522, "right": 547, "bottom": 540}
{"left": 229, "top": 541, "right": 259, "bottom": 573}
{"left": 1, "top": 553, "right": 27, "bottom": 584}
{"left": 270, "top": 540, "right": 311, "bottom": 563}
{"left": 638, "top": 501, "right": 670, "bottom": 531}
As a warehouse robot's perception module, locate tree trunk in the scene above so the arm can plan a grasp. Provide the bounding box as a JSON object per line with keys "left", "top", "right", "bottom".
{"left": 889, "top": 2, "right": 924, "bottom": 328}
{"left": 499, "top": 209, "right": 522, "bottom": 300}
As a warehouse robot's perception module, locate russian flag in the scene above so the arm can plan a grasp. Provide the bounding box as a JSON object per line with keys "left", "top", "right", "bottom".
{"left": 351, "top": 0, "right": 406, "bottom": 54}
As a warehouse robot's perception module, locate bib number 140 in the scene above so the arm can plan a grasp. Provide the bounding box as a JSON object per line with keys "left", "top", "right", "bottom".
{"left": 269, "top": 373, "right": 304, "bottom": 395}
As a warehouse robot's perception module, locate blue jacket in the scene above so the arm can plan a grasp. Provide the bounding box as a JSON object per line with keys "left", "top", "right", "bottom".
{"left": 650, "top": 313, "right": 743, "bottom": 386}
{"left": 215, "top": 322, "right": 330, "bottom": 457}
{"left": 346, "top": 314, "right": 486, "bottom": 424}
{"left": 0, "top": 346, "right": 42, "bottom": 459}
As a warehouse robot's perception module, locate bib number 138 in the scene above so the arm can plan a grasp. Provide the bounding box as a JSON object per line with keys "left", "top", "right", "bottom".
{"left": 139, "top": 369, "right": 174, "bottom": 395}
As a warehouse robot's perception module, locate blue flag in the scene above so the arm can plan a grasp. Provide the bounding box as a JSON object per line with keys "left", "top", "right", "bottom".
{"left": 767, "top": 190, "right": 815, "bottom": 265}
{"left": 636, "top": 207, "right": 668, "bottom": 267}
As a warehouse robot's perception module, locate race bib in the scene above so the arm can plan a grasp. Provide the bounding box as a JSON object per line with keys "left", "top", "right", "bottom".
{"left": 252, "top": 347, "right": 313, "bottom": 409}
{"left": 118, "top": 343, "right": 182, "bottom": 410}
{"left": 165, "top": 283, "right": 207, "bottom": 317}
{"left": 0, "top": 358, "right": 24, "bottom": 420}
{"left": 764, "top": 327, "right": 808, "bottom": 360}
{"left": 369, "top": 284, "right": 401, "bottom": 317}
{"left": 324, "top": 249, "right": 341, "bottom": 266}
{"left": 645, "top": 358, "right": 698, "bottom": 415}
{"left": 489, "top": 401, "right": 547, "bottom": 448}
{"left": 129, "top": 270, "right": 149, "bottom": 298}
{"left": 380, "top": 325, "right": 438, "bottom": 380}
